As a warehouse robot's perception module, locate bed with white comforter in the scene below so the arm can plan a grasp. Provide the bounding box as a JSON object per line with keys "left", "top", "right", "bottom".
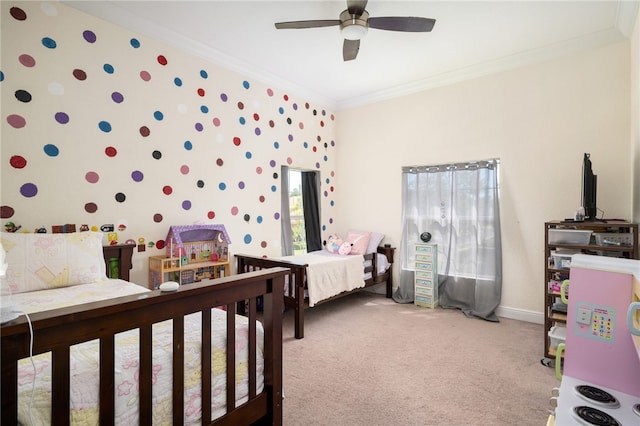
{"left": 236, "top": 229, "right": 394, "bottom": 339}
{"left": 278, "top": 250, "right": 390, "bottom": 307}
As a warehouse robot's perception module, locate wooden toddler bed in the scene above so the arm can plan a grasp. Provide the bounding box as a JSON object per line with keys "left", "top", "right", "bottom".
{"left": 236, "top": 245, "right": 395, "bottom": 339}
{"left": 1, "top": 233, "right": 284, "bottom": 425}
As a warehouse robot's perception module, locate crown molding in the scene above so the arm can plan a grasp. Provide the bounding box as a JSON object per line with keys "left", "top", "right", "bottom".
{"left": 616, "top": 0, "right": 640, "bottom": 38}
{"left": 336, "top": 26, "right": 629, "bottom": 110}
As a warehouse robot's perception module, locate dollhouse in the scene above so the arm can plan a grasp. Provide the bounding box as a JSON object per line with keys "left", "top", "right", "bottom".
{"left": 148, "top": 225, "right": 231, "bottom": 288}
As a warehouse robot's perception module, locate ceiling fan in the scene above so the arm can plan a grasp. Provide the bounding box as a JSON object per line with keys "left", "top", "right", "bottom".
{"left": 274, "top": 0, "right": 436, "bottom": 61}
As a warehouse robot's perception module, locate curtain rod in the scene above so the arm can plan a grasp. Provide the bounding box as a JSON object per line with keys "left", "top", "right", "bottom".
{"left": 403, "top": 158, "right": 499, "bottom": 174}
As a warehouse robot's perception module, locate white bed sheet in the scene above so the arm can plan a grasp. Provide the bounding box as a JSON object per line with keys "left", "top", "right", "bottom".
{"left": 10, "top": 279, "right": 264, "bottom": 425}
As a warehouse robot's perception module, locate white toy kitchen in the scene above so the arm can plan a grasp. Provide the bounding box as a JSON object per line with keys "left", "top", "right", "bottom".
{"left": 548, "top": 254, "right": 640, "bottom": 426}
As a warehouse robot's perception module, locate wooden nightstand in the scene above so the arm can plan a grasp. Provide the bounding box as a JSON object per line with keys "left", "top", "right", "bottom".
{"left": 102, "top": 243, "right": 135, "bottom": 281}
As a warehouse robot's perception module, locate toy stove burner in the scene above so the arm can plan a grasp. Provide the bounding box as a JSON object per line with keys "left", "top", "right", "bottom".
{"left": 575, "top": 385, "right": 621, "bottom": 409}
{"left": 633, "top": 404, "right": 640, "bottom": 417}
{"left": 572, "top": 406, "right": 621, "bottom": 426}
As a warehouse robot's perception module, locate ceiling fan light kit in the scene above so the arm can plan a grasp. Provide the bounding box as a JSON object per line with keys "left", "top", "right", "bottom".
{"left": 274, "top": 0, "right": 435, "bottom": 61}
{"left": 341, "top": 23, "right": 368, "bottom": 40}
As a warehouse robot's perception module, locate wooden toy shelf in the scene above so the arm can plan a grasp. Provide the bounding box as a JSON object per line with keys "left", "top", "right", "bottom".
{"left": 148, "top": 255, "right": 229, "bottom": 289}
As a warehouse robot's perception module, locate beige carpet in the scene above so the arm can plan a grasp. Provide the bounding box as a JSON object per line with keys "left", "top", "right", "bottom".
{"left": 280, "top": 291, "right": 558, "bottom": 425}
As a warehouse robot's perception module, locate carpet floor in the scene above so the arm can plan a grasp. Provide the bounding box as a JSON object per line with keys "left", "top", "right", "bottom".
{"left": 280, "top": 291, "right": 558, "bottom": 425}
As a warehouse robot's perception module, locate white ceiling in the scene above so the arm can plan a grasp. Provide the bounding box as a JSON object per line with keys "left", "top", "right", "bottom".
{"left": 64, "top": 1, "right": 639, "bottom": 110}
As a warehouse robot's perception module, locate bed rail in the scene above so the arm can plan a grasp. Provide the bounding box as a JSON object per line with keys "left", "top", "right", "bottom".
{"left": 376, "top": 246, "right": 395, "bottom": 297}
{"left": 236, "top": 255, "right": 308, "bottom": 340}
{"left": 1, "top": 268, "right": 285, "bottom": 425}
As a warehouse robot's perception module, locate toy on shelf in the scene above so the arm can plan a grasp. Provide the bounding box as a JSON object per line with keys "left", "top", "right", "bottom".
{"left": 52, "top": 224, "right": 76, "bottom": 233}
{"left": 4, "top": 222, "right": 21, "bottom": 233}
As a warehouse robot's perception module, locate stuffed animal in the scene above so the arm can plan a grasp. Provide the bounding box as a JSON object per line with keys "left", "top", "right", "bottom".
{"left": 338, "top": 241, "right": 351, "bottom": 255}
{"left": 325, "top": 233, "right": 352, "bottom": 255}
{"left": 325, "top": 233, "right": 341, "bottom": 253}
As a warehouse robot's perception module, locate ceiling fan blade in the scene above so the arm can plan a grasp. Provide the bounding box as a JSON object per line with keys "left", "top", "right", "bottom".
{"left": 347, "top": 0, "right": 368, "bottom": 16}
{"left": 368, "top": 16, "right": 436, "bottom": 32}
{"left": 275, "top": 20, "right": 341, "bottom": 30}
{"left": 343, "top": 39, "right": 360, "bottom": 61}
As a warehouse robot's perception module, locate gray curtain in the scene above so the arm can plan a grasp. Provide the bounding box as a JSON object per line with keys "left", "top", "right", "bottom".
{"left": 281, "top": 165, "right": 293, "bottom": 256}
{"left": 393, "top": 160, "right": 502, "bottom": 322}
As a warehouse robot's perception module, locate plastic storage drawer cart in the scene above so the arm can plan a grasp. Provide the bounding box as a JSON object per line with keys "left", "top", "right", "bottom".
{"left": 415, "top": 243, "right": 438, "bottom": 308}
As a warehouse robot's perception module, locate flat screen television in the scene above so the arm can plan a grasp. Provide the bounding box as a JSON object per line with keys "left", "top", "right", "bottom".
{"left": 582, "top": 153, "right": 597, "bottom": 221}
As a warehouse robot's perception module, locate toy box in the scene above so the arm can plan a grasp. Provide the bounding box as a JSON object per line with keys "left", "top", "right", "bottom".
{"left": 548, "top": 229, "right": 592, "bottom": 245}
{"left": 548, "top": 326, "right": 566, "bottom": 349}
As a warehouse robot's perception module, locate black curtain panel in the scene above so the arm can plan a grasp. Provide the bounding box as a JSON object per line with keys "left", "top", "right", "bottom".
{"left": 301, "top": 171, "right": 322, "bottom": 252}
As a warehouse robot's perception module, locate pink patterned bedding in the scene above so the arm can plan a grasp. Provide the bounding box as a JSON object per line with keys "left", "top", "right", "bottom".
{"left": 10, "top": 279, "right": 264, "bottom": 425}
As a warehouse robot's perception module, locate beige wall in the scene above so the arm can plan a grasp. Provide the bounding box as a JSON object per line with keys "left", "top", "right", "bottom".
{"left": 336, "top": 42, "right": 632, "bottom": 320}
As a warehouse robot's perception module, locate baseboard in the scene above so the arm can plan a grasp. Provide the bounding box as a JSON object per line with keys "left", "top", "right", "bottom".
{"left": 369, "top": 287, "right": 545, "bottom": 324}
{"left": 496, "top": 305, "right": 544, "bottom": 324}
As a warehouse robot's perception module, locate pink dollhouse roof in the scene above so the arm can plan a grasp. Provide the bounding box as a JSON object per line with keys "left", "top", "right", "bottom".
{"left": 165, "top": 225, "right": 231, "bottom": 247}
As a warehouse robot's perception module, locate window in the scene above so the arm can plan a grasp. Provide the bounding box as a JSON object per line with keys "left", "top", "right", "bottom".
{"left": 394, "top": 160, "right": 502, "bottom": 321}
{"left": 281, "top": 167, "right": 321, "bottom": 256}
{"left": 288, "top": 169, "right": 307, "bottom": 255}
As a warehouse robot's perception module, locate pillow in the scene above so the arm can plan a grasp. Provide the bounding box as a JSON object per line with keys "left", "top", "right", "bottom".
{"left": 346, "top": 230, "right": 384, "bottom": 253}
{"left": 1, "top": 232, "right": 107, "bottom": 294}
{"left": 345, "top": 230, "right": 371, "bottom": 255}
{"left": 366, "top": 231, "right": 385, "bottom": 254}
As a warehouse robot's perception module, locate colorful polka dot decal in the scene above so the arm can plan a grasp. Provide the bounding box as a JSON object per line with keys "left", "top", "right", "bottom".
{"left": 2, "top": 2, "right": 338, "bottom": 258}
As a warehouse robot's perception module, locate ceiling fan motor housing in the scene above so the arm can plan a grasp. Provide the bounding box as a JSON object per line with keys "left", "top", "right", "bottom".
{"left": 340, "top": 9, "right": 369, "bottom": 40}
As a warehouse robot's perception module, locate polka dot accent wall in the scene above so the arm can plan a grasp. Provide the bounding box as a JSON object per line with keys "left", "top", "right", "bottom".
{"left": 1, "top": 2, "right": 339, "bottom": 282}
